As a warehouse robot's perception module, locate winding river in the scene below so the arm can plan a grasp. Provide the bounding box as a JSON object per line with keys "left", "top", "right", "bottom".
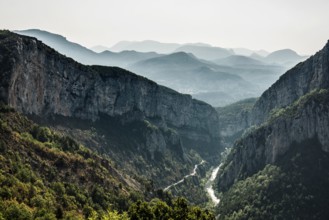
{"left": 164, "top": 160, "right": 205, "bottom": 191}
{"left": 163, "top": 160, "right": 222, "bottom": 206}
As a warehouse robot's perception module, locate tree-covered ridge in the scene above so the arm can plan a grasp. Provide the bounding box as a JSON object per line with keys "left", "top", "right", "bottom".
{"left": 0, "top": 105, "right": 215, "bottom": 219}
{"left": 219, "top": 89, "right": 329, "bottom": 185}
{"left": 216, "top": 89, "right": 329, "bottom": 219}
{"left": 267, "top": 88, "right": 329, "bottom": 122}
{"left": 0, "top": 30, "right": 222, "bottom": 192}
{"left": 217, "top": 138, "right": 329, "bottom": 219}
{"left": 128, "top": 197, "right": 214, "bottom": 220}
{"left": 216, "top": 98, "right": 257, "bottom": 117}
{"left": 0, "top": 104, "right": 143, "bottom": 219}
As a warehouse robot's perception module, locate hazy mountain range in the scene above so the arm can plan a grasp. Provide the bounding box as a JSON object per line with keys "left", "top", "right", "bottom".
{"left": 106, "top": 39, "right": 307, "bottom": 67}
{"left": 108, "top": 40, "right": 181, "bottom": 54}
{"left": 128, "top": 52, "right": 257, "bottom": 106}
{"left": 15, "top": 29, "right": 162, "bottom": 67}
{"left": 16, "top": 29, "right": 307, "bottom": 107}
{"left": 174, "top": 44, "right": 234, "bottom": 60}
{"left": 99, "top": 39, "right": 268, "bottom": 58}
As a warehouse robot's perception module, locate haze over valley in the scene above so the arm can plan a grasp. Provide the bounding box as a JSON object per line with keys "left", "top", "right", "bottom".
{"left": 16, "top": 29, "right": 307, "bottom": 106}
{"left": 1, "top": 0, "right": 329, "bottom": 219}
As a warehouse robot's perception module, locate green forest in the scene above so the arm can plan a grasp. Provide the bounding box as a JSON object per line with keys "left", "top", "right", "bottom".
{"left": 0, "top": 104, "right": 214, "bottom": 219}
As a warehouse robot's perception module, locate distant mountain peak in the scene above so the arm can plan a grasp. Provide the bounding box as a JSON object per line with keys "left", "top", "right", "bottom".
{"left": 167, "top": 51, "right": 196, "bottom": 59}
{"left": 174, "top": 44, "right": 233, "bottom": 60}
{"left": 134, "top": 51, "right": 202, "bottom": 67}
{"left": 14, "top": 29, "right": 162, "bottom": 67}
{"left": 267, "top": 48, "right": 299, "bottom": 56}
{"left": 15, "top": 29, "right": 67, "bottom": 41}
{"left": 214, "top": 55, "right": 264, "bottom": 66}
{"left": 264, "top": 48, "right": 306, "bottom": 66}
{"left": 90, "top": 45, "right": 111, "bottom": 53}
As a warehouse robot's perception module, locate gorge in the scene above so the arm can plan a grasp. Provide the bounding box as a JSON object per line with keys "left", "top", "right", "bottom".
{"left": 1, "top": 29, "right": 329, "bottom": 219}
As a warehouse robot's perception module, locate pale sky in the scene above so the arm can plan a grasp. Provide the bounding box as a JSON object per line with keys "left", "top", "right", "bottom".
{"left": 0, "top": 0, "right": 329, "bottom": 54}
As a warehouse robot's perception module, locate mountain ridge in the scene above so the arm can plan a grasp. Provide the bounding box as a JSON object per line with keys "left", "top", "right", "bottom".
{"left": 174, "top": 44, "right": 234, "bottom": 60}
{"left": 214, "top": 55, "right": 265, "bottom": 66}
{"left": 128, "top": 52, "right": 258, "bottom": 106}
{"left": 15, "top": 29, "right": 162, "bottom": 68}
{"left": 215, "top": 40, "right": 329, "bottom": 219}
{"left": 0, "top": 30, "right": 222, "bottom": 191}
{"left": 0, "top": 104, "right": 145, "bottom": 218}
{"left": 251, "top": 40, "right": 329, "bottom": 125}
{"left": 15, "top": 29, "right": 294, "bottom": 107}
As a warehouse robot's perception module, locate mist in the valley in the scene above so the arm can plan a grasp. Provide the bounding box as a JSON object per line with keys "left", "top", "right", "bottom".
{"left": 17, "top": 29, "right": 307, "bottom": 107}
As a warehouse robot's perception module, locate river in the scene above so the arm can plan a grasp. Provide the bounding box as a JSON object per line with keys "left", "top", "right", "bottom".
{"left": 205, "top": 163, "right": 222, "bottom": 205}
{"left": 164, "top": 160, "right": 205, "bottom": 191}
{"left": 163, "top": 160, "right": 222, "bottom": 206}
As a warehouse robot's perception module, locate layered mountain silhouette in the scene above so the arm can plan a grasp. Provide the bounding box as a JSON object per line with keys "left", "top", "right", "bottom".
{"left": 264, "top": 48, "right": 308, "bottom": 66}
{"left": 232, "top": 48, "right": 269, "bottom": 57}
{"left": 174, "top": 45, "right": 234, "bottom": 60}
{"left": 90, "top": 45, "right": 111, "bottom": 53}
{"left": 214, "top": 55, "right": 265, "bottom": 66}
{"left": 110, "top": 40, "right": 181, "bottom": 54}
{"left": 108, "top": 40, "right": 270, "bottom": 58}
{"left": 128, "top": 52, "right": 258, "bottom": 106}
{"left": 16, "top": 29, "right": 306, "bottom": 107}
{"left": 15, "top": 29, "right": 161, "bottom": 67}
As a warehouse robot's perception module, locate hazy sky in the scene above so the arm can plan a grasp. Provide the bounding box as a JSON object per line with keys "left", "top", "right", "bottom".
{"left": 1, "top": 0, "right": 329, "bottom": 54}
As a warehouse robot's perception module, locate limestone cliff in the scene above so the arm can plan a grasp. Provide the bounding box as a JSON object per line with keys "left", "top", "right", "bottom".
{"left": 216, "top": 98, "right": 256, "bottom": 147}
{"left": 217, "top": 40, "right": 329, "bottom": 191}
{"left": 216, "top": 41, "right": 329, "bottom": 145}
{"left": 218, "top": 89, "right": 329, "bottom": 190}
{"left": 0, "top": 31, "right": 222, "bottom": 187}
{"left": 251, "top": 40, "right": 329, "bottom": 125}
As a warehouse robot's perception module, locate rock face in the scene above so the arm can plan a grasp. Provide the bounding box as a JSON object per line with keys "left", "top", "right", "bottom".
{"left": 216, "top": 98, "right": 256, "bottom": 147}
{"left": 219, "top": 41, "right": 329, "bottom": 140}
{"left": 217, "top": 40, "right": 329, "bottom": 191}
{"left": 251, "top": 41, "right": 329, "bottom": 125}
{"left": 0, "top": 31, "right": 222, "bottom": 187}
{"left": 15, "top": 29, "right": 162, "bottom": 68}
{"left": 0, "top": 31, "right": 219, "bottom": 138}
{"left": 219, "top": 90, "right": 329, "bottom": 190}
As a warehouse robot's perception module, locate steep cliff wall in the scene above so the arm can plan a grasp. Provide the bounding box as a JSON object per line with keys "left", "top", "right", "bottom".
{"left": 216, "top": 98, "right": 256, "bottom": 147}
{"left": 0, "top": 32, "right": 219, "bottom": 135}
{"left": 216, "top": 40, "right": 329, "bottom": 192}
{"left": 250, "top": 40, "right": 329, "bottom": 125}
{"left": 218, "top": 89, "right": 329, "bottom": 190}
{"left": 214, "top": 41, "right": 329, "bottom": 151}
{"left": 0, "top": 31, "right": 222, "bottom": 187}
{"left": 216, "top": 42, "right": 329, "bottom": 145}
